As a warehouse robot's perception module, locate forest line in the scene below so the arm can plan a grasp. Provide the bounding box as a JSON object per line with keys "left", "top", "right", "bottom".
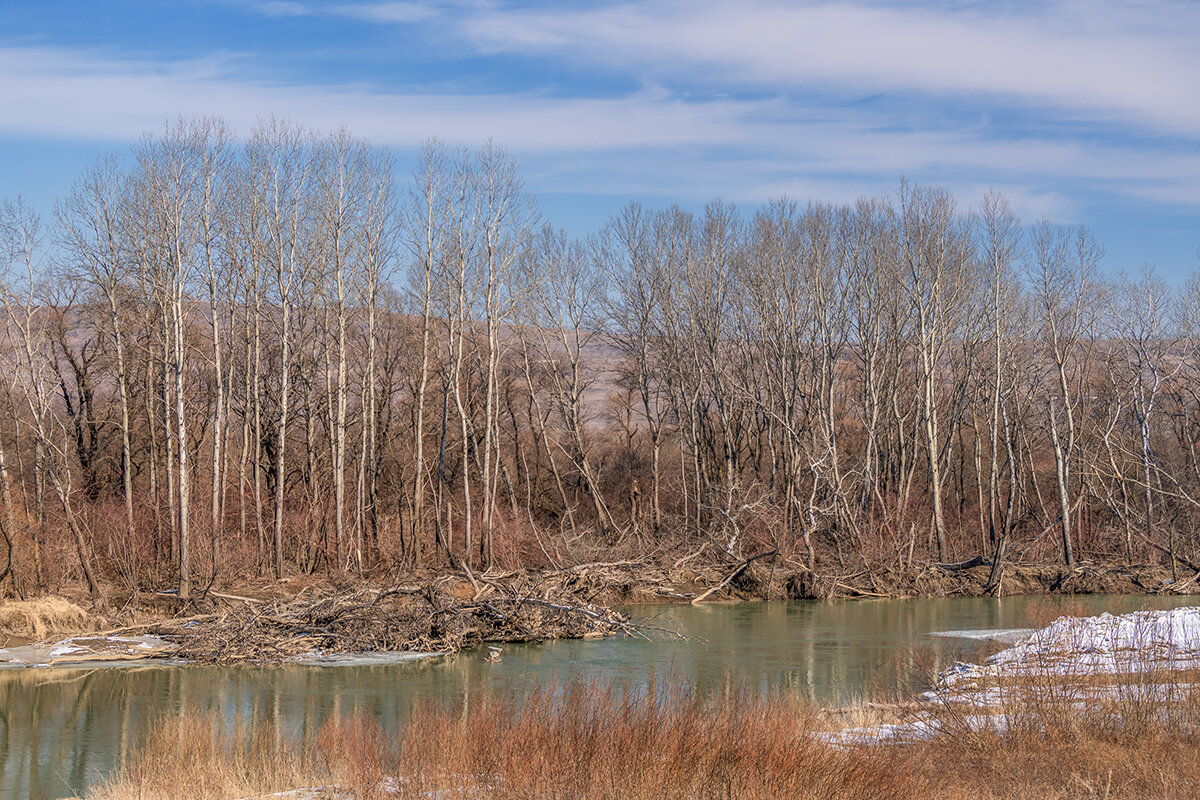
{"left": 1, "top": 116, "right": 1198, "bottom": 602}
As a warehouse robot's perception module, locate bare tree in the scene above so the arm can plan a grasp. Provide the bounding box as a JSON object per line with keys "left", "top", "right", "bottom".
{"left": 0, "top": 198, "right": 104, "bottom": 603}
{"left": 403, "top": 140, "right": 453, "bottom": 564}
{"left": 975, "top": 191, "right": 1024, "bottom": 589}
{"left": 131, "top": 119, "right": 232, "bottom": 598}
{"left": 899, "top": 182, "right": 976, "bottom": 561}
{"left": 474, "top": 143, "right": 538, "bottom": 568}
{"left": 599, "top": 204, "right": 666, "bottom": 535}
{"left": 1028, "top": 221, "right": 1102, "bottom": 567}
{"left": 523, "top": 224, "right": 614, "bottom": 537}
{"left": 57, "top": 157, "right": 138, "bottom": 550}
{"left": 1111, "top": 266, "right": 1177, "bottom": 571}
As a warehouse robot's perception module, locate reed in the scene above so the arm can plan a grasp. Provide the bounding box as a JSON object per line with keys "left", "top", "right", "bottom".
{"left": 91, "top": 674, "right": 1200, "bottom": 800}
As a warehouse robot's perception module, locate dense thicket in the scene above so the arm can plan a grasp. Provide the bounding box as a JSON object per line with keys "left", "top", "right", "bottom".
{"left": 1, "top": 118, "right": 1197, "bottom": 600}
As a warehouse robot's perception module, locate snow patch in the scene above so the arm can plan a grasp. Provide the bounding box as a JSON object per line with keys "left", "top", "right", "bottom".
{"left": 927, "top": 628, "right": 1034, "bottom": 644}
{"left": 822, "top": 606, "right": 1200, "bottom": 746}
{"left": 47, "top": 644, "right": 86, "bottom": 657}
{"left": 944, "top": 606, "right": 1200, "bottom": 683}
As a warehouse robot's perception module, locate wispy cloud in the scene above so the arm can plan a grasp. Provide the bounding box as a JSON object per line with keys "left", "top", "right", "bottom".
{"left": 235, "top": 0, "right": 440, "bottom": 23}
{"left": 0, "top": 47, "right": 760, "bottom": 149}
{"left": 1, "top": 0, "right": 1193, "bottom": 274}
{"left": 454, "top": 0, "right": 1200, "bottom": 137}
{"left": 0, "top": 42, "right": 1196, "bottom": 221}
{"left": 328, "top": 2, "right": 437, "bottom": 23}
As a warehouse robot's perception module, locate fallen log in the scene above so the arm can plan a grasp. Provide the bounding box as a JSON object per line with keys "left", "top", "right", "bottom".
{"left": 832, "top": 582, "right": 891, "bottom": 599}
{"left": 209, "top": 591, "right": 264, "bottom": 605}
{"left": 934, "top": 556, "right": 990, "bottom": 571}
{"left": 692, "top": 550, "right": 778, "bottom": 605}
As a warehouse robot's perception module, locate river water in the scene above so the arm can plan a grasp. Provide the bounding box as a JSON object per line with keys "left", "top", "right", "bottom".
{"left": 4, "top": 593, "right": 1198, "bottom": 799}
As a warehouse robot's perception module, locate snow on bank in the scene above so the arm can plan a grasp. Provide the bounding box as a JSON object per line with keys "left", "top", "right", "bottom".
{"left": 823, "top": 605, "right": 1200, "bottom": 745}
{"left": 940, "top": 605, "right": 1200, "bottom": 683}
{"left": 0, "top": 634, "right": 440, "bottom": 669}
{"left": 0, "top": 634, "right": 182, "bottom": 668}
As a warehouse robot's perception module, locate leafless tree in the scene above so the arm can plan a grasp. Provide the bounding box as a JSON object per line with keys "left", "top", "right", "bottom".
{"left": 1028, "top": 221, "right": 1103, "bottom": 567}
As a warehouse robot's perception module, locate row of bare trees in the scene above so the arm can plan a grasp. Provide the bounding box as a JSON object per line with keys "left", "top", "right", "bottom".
{"left": 1, "top": 118, "right": 1198, "bottom": 600}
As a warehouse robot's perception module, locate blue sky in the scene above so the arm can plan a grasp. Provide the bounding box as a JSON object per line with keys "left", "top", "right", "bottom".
{"left": 1, "top": 0, "right": 1197, "bottom": 279}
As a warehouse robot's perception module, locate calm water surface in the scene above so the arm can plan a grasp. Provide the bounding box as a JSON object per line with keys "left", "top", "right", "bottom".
{"left": 3, "top": 593, "right": 1198, "bottom": 799}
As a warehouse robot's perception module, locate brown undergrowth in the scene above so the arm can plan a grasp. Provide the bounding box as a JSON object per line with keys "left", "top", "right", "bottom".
{"left": 89, "top": 675, "right": 1200, "bottom": 800}
{"left": 919, "top": 660, "right": 1200, "bottom": 797}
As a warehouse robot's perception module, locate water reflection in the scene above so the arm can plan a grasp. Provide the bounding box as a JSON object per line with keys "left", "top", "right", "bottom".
{"left": 2, "top": 593, "right": 1196, "bottom": 799}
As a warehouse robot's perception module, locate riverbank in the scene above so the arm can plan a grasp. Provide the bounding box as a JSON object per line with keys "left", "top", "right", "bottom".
{"left": 82, "top": 606, "right": 1200, "bottom": 800}
{"left": 10, "top": 596, "right": 1200, "bottom": 799}
{"left": 1, "top": 558, "right": 1193, "bottom": 667}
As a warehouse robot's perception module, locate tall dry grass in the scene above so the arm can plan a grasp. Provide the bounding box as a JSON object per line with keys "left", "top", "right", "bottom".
{"left": 91, "top": 676, "right": 1200, "bottom": 800}
{"left": 87, "top": 712, "right": 323, "bottom": 800}
{"left": 0, "top": 596, "right": 91, "bottom": 641}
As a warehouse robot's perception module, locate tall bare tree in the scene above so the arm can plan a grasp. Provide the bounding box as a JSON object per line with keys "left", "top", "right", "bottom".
{"left": 1028, "top": 221, "right": 1102, "bottom": 568}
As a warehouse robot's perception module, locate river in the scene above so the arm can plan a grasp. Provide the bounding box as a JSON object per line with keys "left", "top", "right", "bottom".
{"left": 3, "top": 593, "right": 1197, "bottom": 799}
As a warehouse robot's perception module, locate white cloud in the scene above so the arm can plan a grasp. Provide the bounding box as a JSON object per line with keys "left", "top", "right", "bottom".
{"left": 234, "top": 0, "right": 442, "bottom": 23}
{"left": 0, "top": 47, "right": 759, "bottom": 149}
{"left": 0, "top": 43, "right": 1196, "bottom": 218}
{"left": 456, "top": 0, "right": 1200, "bottom": 137}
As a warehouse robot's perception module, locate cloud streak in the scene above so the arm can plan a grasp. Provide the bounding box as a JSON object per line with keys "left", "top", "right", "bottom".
{"left": 0, "top": 42, "right": 1197, "bottom": 220}
{"left": 1, "top": 0, "right": 1194, "bottom": 275}
{"left": 456, "top": 0, "right": 1200, "bottom": 137}
{"left": 3, "top": 0, "right": 1200, "bottom": 230}
{"left": 0, "top": 47, "right": 762, "bottom": 149}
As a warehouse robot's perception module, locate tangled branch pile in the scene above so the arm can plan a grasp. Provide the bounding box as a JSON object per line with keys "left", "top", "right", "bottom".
{"left": 140, "top": 580, "right": 640, "bottom": 664}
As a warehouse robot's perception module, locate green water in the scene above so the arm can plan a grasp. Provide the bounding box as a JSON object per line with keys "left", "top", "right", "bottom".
{"left": 3, "top": 593, "right": 1198, "bottom": 799}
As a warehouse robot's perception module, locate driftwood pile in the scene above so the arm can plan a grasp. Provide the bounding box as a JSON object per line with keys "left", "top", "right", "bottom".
{"left": 138, "top": 577, "right": 641, "bottom": 665}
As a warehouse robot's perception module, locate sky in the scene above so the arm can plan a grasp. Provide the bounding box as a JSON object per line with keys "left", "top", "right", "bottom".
{"left": 0, "top": 0, "right": 1197, "bottom": 279}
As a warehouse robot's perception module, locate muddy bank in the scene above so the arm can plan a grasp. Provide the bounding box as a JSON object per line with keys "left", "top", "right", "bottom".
{"left": 565, "top": 558, "right": 1197, "bottom": 604}
{"left": 798, "top": 560, "right": 1196, "bottom": 601}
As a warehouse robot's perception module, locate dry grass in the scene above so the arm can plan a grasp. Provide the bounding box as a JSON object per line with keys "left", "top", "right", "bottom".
{"left": 88, "top": 673, "right": 1200, "bottom": 800}
{"left": 87, "top": 712, "right": 323, "bottom": 800}
{"left": 394, "top": 683, "right": 916, "bottom": 800}
{"left": 917, "top": 730, "right": 1200, "bottom": 800}
{"left": 0, "top": 595, "right": 92, "bottom": 641}
{"left": 815, "top": 695, "right": 914, "bottom": 731}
